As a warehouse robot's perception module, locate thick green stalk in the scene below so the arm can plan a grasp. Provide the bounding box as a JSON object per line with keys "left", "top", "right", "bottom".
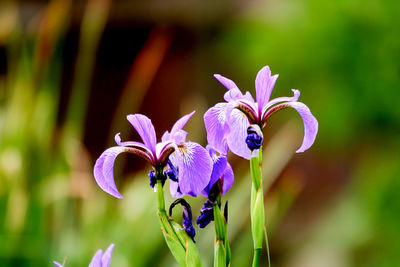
{"left": 250, "top": 148, "right": 270, "bottom": 267}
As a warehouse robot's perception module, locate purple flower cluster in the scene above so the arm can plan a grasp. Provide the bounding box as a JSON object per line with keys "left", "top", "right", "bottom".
{"left": 84, "top": 65, "right": 318, "bottom": 265}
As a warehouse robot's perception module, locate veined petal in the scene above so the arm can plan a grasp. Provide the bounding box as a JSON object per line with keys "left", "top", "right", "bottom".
{"left": 202, "top": 154, "right": 228, "bottom": 196}
{"left": 222, "top": 162, "right": 234, "bottom": 195}
{"left": 94, "top": 147, "right": 126, "bottom": 198}
{"left": 176, "top": 142, "right": 213, "bottom": 197}
{"left": 114, "top": 133, "right": 155, "bottom": 163}
{"left": 126, "top": 114, "right": 157, "bottom": 154}
{"left": 255, "top": 66, "right": 279, "bottom": 113}
{"left": 170, "top": 111, "right": 195, "bottom": 136}
{"left": 204, "top": 102, "right": 230, "bottom": 154}
{"left": 88, "top": 249, "right": 103, "bottom": 267}
{"left": 261, "top": 89, "right": 300, "bottom": 121}
{"left": 214, "top": 74, "right": 239, "bottom": 90}
{"left": 264, "top": 101, "right": 318, "bottom": 153}
{"left": 169, "top": 179, "right": 184, "bottom": 198}
{"left": 226, "top": 107, "right": 252, "bottom": 160}
{"left": 101, "top": 244, "right": 115, "bottom": 267}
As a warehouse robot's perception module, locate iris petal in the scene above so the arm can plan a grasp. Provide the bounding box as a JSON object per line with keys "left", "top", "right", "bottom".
{"left": 222, "top": 162, "right": 234, "bottom": 195}
{"left": 261, "top": 89, "right": 300, "bottom": 121}
{"left": 170, "top": 111, "right": 195, "bottom": 136}
{"left": 204, "top": 102, "right": 230, "bottom": 154}
{"left": 94, "top": 147, "right": 125, "bottom": 199}
{"left": 126, "top": 114, "right": 157, "bottom": 154}
{"left": 88, "top": 249, "right": 103, "bottom": 267}
{"left": 176, "top": 142, "right": 212, "bottom": 197}
{"left": 226, "top": 107, "right": 252, "bottom": 159}
{"left": 214, "top": 74, "right": 239, "bottom": 90}
{"left": 264, "top": 101, "right": 318, "bottom": 153}
{"left": 101, "top": 244, "right": 115, "bottom": 267}
{"left": 255, "top": 66, "right": 279, "bottom": 114}
{"left": 53, "top": 261, "right": 64, "bottom": 267}
{"left": 202, "top": 154, "right": 227, "bottom": 196}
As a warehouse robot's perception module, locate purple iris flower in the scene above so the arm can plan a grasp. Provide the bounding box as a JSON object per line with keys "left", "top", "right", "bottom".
{"left": 197, "top": 145, "right": 234, "bottom": 228}
{"left": 53, "top": 244, "right": 114, "bottom": 267}
{"left": 94, "top": 111, "right": 212, "bottom": 198}
{"left": 204, "top": 65, "right": 318, "bottom": 159}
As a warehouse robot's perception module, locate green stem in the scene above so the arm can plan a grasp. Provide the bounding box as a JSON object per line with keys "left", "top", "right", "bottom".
{"left": 156, "top": 178, "right": 165, "bottom": 212}
{"left": 264, "top": 226, "right": 271, "bottom": 267}
{"left": 250, "top": 148, "right": 271, "bottom": 267}
{"left": 252, "top": 248, "right": 262, "bottom": 267}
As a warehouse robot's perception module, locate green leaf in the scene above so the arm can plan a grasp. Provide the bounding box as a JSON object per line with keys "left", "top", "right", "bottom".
{"left": 170, "top": 220, "right": 202, "bottom": 267}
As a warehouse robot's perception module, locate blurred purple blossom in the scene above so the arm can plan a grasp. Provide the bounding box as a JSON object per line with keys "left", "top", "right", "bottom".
{"left": 204, "top": 65, "right": 318, "bottom": 159}
{"left": 53, "top": 244, "right": 114, "bottom": 267}
{"left": 94, "top": 111, "right": 212, "bottom": 198}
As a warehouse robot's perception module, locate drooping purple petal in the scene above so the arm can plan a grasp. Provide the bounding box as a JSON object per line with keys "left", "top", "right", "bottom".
{"left": 264, "top": 101, "right": 318, "bottom": 153}
{"left": 261, "top": 89, "right": 300, "bottom": 120}
{"left": 170, "top": 111, "right": 195, "bottom": 136}
{"left": 255, "top": 66, "right": 279, "bottom": 113}
{"left": 114, "top": 133, "right": 155, "bottom": 164}
{"left": 175, "top": 142, "right": 212, "bottom": 197}
{"left": 226, "top": 106, "right": 252, "bottom": 160}
{"left": 88, "top": 249, "right": 103, "bottom": 267}
{"left": 221, "top": 162, "right": 234, "bottom": 195}
{"left": 202, "top": 153, "right": 228, "bottom": 196}
{"left": 94, "top": 147, "right": 126, "bottom": 199}
{"left": 126, "top": 114, "right": 157, "bottom": 153}
{"left": 101, "top": 244, "right": 115, "bottom": 267}
{"left": 204, "top": 102, "right": 230, "bottom": 154}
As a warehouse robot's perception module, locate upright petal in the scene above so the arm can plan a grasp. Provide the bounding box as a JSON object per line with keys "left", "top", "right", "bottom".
{"left": 170, "top": 111, "right": 195, "bottom": 136}
{"left": 204, "top": 103, "right": 230, "bottom": 154}
{"left": 255, "top": 66, "right": 279, "bottom": 113}
{"left": 94, "top": 147, "right": 126, "bottom": 199}
{"left": 101, "top": 244, "right": 115, "bottom": 267}
{"left": 226, "top": 107, "right": 252, "bottom": 160}
{"left": 221, "top": 162, "right": 234, "bottom": 195}
{"left": 176, "top": 142, "right": 213, "bottom": 197}
{"left": 214, "top": 74, "right": 239, "bottom": 90}
{"left": 126, "top": 114, "right": 157, "bottom": 153}
{"left": 264, "top": 101, "right": 318, "bottom": 153}
{"left": 88, "top": 250, "right": 103, "bottom": 267}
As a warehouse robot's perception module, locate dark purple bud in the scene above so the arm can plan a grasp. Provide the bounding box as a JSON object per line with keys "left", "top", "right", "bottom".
{"left": 148, "top": 170, "right": 156, "bottom": 188}
{"left": 169, "top": 198, "right": 196, "bottom": 242}
{"left": 246, "top": 124, "right": 263, "bottom": 150}
{"left": 196, "top": 199, "right": 214, "bottom": 228}
{"left": 166, "top": 160, "right": 179, "bottom": 182}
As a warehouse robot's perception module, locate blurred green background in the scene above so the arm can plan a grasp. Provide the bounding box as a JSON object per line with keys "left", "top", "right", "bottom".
{"left": 0, "top": 0, "right": 399, "bottom": 266}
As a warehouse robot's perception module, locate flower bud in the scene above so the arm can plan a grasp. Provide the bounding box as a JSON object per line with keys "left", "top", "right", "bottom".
{"left": 246, "top": 124, "right": 263, "bottom": 150}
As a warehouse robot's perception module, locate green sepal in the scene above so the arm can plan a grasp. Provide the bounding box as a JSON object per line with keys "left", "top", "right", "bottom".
{"left": 214, "top": 240, "right": 226, "bottom": 267}
{"left": 250, "top": 150, "right": 265, "bottom": 250}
